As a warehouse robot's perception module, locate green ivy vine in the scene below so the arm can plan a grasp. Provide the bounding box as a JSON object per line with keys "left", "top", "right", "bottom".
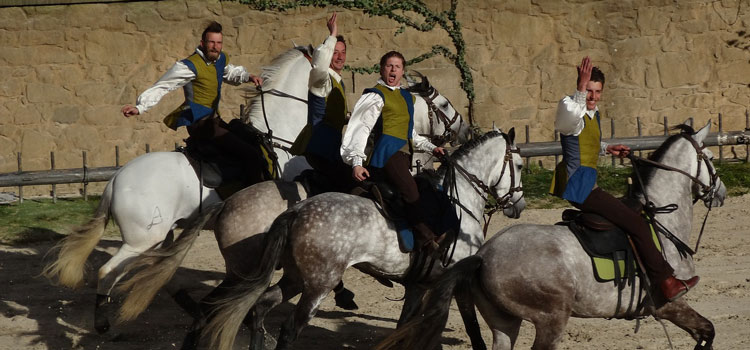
{"left": 226, "top": 0, "right": 476, "bottom": 123}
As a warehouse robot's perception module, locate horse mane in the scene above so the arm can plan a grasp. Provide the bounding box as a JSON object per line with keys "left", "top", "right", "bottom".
{"left": 449, "top": 130, "right": 505, "bottom": 160}
{"left": 243, "top": 46, "right": 310, "bottom": 122}
{"left": 632, "top": 123, "right": 695, "bottom": 194}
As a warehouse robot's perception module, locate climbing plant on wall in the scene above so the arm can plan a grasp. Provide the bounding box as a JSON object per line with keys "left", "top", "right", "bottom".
{"left": 228, "top": 0, "right": 476, "bottom": 123}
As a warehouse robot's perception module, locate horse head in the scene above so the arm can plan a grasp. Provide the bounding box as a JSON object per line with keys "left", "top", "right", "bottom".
{"left": 406, "top": 70, "right": 472, "bottom": 146}
{"left": 497, "top": 127, "right": 525, "bottom": 218}
{"left": 446, "top": 129, "right": 525, "bottom": 221}
{"left": 686, "top": 120, "right": 727, "bottom": 208}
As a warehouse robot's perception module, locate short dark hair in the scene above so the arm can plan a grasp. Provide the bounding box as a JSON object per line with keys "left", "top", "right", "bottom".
{"left": 336, "top": 35, "right": 346, "bottom": 49}
{"left": 578, "top": 66, "right": 605, "bottom": 87}
{"left": 202, "top": 21, "right": 222, "bottom": 42}
{"left": 379, "top": 51, "right": 405, "bottom": 71}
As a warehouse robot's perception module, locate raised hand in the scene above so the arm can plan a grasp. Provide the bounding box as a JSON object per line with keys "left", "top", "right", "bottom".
{"left": 577, "top": 56, "right": 592, "bottom": 92}
{"left": 327, "top": 12, "right": 338, "bottom": 37}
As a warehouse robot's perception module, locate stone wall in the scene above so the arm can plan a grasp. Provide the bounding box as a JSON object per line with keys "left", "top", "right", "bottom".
{"left": 1, "top": 0, "right": 748, "bottom": 196}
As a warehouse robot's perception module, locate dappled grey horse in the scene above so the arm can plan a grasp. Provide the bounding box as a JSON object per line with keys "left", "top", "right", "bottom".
{"left": 189, "top": 130, "right": 525, "bottom": 350}
{"left": 112, "top": 75, "right": 473, "bottom": 324}
{"left": 376, "top": 121, "right": 727, "bottom": 350}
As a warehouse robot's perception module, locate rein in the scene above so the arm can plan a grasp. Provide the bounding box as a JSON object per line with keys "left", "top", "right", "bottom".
{"left": 442, "top": 135, "right": 523, "bottom": 241}
{"left": 627, "top": 133, "right": 719, "bottom": 256}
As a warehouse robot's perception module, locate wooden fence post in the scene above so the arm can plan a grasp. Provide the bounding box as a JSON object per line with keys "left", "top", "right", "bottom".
{"left": 115, "top": 145, "right": 120, "bottom": 168}
{"left": 719, "top": 113, "right": 723, "bottom": 163}
{"left": 51, "top": 152, "right": 56, "bottom": 203}
{"left": 746, "top": 110, "right": 749, "bottom": 163}
{"left": 664, "top": 116, "right": 669, "bottom": 135}
{"left": 611, "top": 119, "right": 616, "bottom": 167}
{"left": 554, "top": 132, "right": 559, "bottom": 166}
{"left": 146, "top": 144, "right": 151, "bottom": 153}
{"left": 17, "top": 152, "right": 22, "bottom": 203}
{"left": 636, "top": 117, "right": 643, "bottom": 158}
{"left": 525, "top": 125, "right": 530, "bottom": 173}
{"left": 82, "top": 151, "right": 88, "bottom": 201}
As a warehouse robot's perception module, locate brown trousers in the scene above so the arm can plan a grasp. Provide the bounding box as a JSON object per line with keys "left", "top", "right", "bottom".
{"left": 381, "top": 152, "right": 435, "bottom": 245}
{"left": 573, "top": 187, "right": 674, "bottom": 283}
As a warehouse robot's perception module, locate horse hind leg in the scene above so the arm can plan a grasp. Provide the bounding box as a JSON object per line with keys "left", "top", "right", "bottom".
{"left": 275, "top": 289, "right": 330, "bottom": 350}
{"left": 655, "top": 299, "right": 715, "bottom": 349}
{"left": 249, "top": 272, "right": 304, "bottom": 350}
{"left": 472, "top": 289, "right": 522, "bottom": 350}
{"left": 94, "top": 243, "right": 143, "bottom": 334}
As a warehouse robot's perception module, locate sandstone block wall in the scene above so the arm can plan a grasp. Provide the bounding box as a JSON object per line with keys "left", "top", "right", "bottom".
{"left": 1, "top": 0, "right": 748, "bottom": 196}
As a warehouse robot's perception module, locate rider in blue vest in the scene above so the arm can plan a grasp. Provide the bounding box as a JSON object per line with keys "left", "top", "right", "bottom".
{"left": 121, "top": 21, "right": 269, "bottom": 183}
{"left": 341, "top": 51, "right": 446, "bottom": 254}
{"left": 290, "top": 13, "right": 356, "bottom": 193}
{"left": 550, "top": 56, "right": 699, "bottom": 302}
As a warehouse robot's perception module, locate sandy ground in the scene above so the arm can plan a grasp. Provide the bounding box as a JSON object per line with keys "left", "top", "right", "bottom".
{"left": 1, "top": 194, "right": 748, "bottom": 350}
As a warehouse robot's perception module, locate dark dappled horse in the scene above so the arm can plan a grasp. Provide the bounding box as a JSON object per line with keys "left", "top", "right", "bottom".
{"left": 377, "top": 121, "right": 727, "bottom": 350}
{"left": 178, "top": 130, "right": 525, "bottom": 350}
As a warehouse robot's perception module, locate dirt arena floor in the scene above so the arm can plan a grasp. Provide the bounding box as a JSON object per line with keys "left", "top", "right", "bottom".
{"left": 1, "top": 194, "right": 748, "bottom": 349}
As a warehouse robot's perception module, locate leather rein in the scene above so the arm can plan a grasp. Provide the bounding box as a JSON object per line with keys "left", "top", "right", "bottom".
{"left": 628, "top": 132, "right": 720, "bottom": 256}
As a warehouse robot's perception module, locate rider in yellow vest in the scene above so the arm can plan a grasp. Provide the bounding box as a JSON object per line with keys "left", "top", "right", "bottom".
{"left": 290, "top": 13, "right": 356, "bottom": 193}
{"left": 121, "top": 21, "right": 269, "bottom": 184}
{"left": 341, "top": 51, "right": 446, "bottom": 254}
{"left": 550, "top": 56, "right": 699, "bottom": 302}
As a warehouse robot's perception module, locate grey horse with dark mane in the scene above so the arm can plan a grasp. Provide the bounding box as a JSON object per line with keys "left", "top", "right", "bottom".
{"left": 191, "top": 130, "right": 525, "bottom": 350}
{"left": 376, "top": 121, "right": 727, "bottom": 350}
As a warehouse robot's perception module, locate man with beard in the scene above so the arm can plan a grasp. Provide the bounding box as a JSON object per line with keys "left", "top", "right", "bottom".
{"left": 121, "top": 21, "right": 269, "bottom": 183}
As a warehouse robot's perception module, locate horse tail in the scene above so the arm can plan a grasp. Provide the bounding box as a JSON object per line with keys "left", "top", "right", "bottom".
{"left": 203, "top": 209, "right": 296, "bottom": 350}
{"left": 115, "top": 201, "right": 225, "bottom": 324}
{"left": 42, "top": 178, "right": 114, "bottom": 289}
{"left": 374, "top": 255, "right": 484, "bottom": 350}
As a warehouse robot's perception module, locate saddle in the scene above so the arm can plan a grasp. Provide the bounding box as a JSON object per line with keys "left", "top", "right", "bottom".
{"left": 559, "top": 198, "right": 659, "bottom": 318}
{"left": 182, "top": 120, "right": 275, "bottom": 199}
{"left": 353, "top": 170, "right": 460, "bottom": 254}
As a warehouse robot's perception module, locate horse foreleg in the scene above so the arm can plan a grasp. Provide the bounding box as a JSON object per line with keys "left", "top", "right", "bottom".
{"left": 94, "top": 244, "right": 141, "bottom": 334}
{"left": 655, "top": 299, "right": 715, "bottom": 349}
{"left": 397, "top": 284, "right": 427, "bottom": 327}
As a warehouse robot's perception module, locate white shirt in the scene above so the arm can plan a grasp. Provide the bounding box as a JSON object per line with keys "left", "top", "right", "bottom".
{"left": 134, "top": 47, "right": 251, "bottom": 114}
{"left": 340, "top": 79, "right": 437, "bottom": 167}
{"left": 309, "top": 35, "right": 343, "bottom": 98}
{"left": 555, "top": 90, "right": 608, "bottom": 153}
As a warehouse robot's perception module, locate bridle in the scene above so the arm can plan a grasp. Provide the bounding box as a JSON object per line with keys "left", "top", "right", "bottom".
{"left": 417, "top": 87, "right": 464, "bottom": 147}
{"left": 628, "top": 132, "right": 721, "bottom": 255}
{"left": 442, "top": 133, "right": 523, "bottom": 236}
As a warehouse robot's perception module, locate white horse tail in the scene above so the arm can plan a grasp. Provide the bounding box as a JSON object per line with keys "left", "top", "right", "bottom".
{"left": 204, "top": 209, "right": 297, "bottom": 350}
{"left": 374, "top": 255, "right": 484, "bottom": 350}
{"left": 115, "top": 201, "right": 225, "bottom": 324}
{"left": 42, "top": 179, "right": 114, "bottom": 289}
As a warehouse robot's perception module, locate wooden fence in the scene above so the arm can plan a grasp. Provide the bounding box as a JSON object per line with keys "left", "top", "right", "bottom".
{"left": 1, "top": 113, "right": 749, "bottom": 203}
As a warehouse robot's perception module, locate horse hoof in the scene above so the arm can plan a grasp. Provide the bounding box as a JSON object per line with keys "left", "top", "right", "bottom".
{"left": 334, "top": 288, "right": 359, "bottom": 310}
{"left": 94, "top": 294, "right": 112, "bottom": 334}
{"left": 94, "top": 316, "right": 110, "bottom": 334}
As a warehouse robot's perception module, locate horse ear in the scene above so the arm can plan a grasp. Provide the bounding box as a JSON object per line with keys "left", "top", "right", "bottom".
{"left": 682, "top": 118, "right": 693, "bottom": 127}
{"left": 693, "top": 120, "right": 711, "bottom": 145}
{"left": 508, "top": 127, "right": 516, "bottom": 144}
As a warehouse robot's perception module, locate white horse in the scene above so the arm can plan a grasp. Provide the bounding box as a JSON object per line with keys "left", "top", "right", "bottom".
{"left": 42, "top": 43, "right": 471, "bottom": 334}
{"left": 189, "top": 130, "right": 525, "bottom": 350}
{"left": 113, "top": 75, "right": 474, "bottom": 325}
{"left": 376, "top": 122, "right": 728, "bottom": 350}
